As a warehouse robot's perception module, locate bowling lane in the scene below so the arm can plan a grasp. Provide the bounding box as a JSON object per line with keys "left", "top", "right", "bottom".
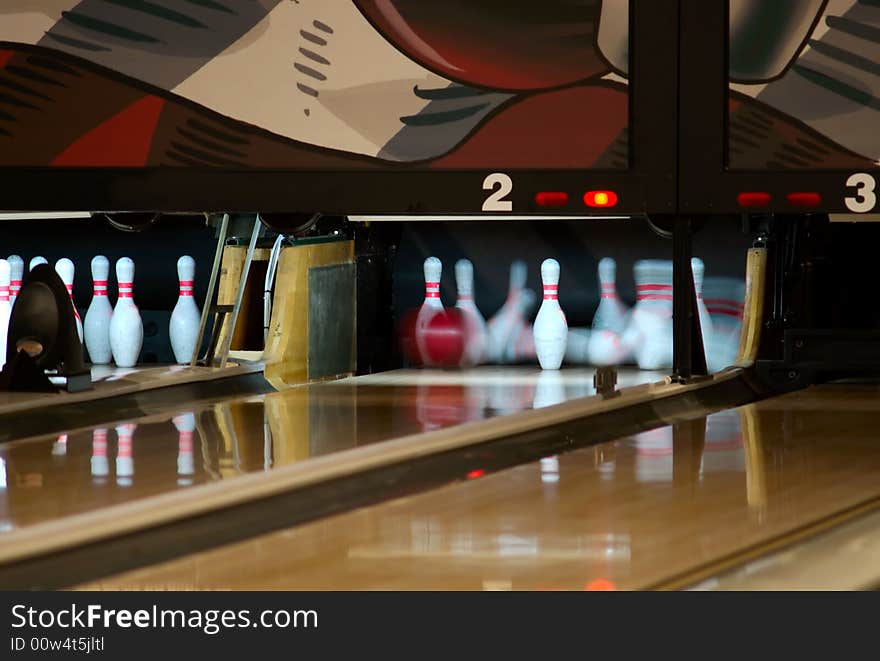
{"left": 77, "top": 383, "right": 880, "bottom": 590}
{"left": 0, "top": 367, "right": 664, "bottom": 546}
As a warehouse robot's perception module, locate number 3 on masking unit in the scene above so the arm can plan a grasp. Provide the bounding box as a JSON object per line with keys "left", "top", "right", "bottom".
{"left": 845, "top": 173, "right": 877, "bottom": 213}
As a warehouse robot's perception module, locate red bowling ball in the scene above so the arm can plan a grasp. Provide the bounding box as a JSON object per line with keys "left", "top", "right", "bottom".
{"left": 421, "top": 308, "right": 466, "bottom": 368}
{"left": 353, "top": 0, "right": 610, "bottom": 91}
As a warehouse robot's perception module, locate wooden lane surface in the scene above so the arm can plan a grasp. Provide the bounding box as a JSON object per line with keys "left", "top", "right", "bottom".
{"left": 0, "top": 367, "right": 670, "bottom": 565}
{"left": 76, "top": 383, "right": 880, "bottom": 590}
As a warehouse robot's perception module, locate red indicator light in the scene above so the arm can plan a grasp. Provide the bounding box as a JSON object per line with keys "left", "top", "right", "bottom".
{"left": 535, "top": 192, "right": 569, "bottom": 208}
{"left": 737, "top": 192, "right": 771, "bottom": 207}
{"left": 585, "top": 578, "right": 617, "bottom": 591}
{"left": 787, "top": 192, "right": 821, "bottom": 207}
{"left": 466, "top": 469, "right": 486, "bottom": 480}
{"left": 583, "top": 190, "right": 618, "bottom": 208}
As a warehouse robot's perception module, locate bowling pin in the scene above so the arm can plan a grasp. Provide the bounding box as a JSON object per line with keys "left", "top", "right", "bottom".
{"left": 7, "top": 255, "right": 23, "bottom": 306}
{"left": 169, "top": 256, "right": 202, "bottom": 364}
{"left": 703, "top": 276, "right": 746, "bottom": 373}
{"left": 84, "top": 256, "right": 113, "bottom": 365}
{"left": 415, "top": 257, "right": 443, "bottom": 366}
{"left": 90, "top": 428, "right": 109, "bottom": 483}
{"left": 592, "top": 258, "right": 630, "bottom": 334}
{"left": 564, "top": 327, "right": 592, "bottom": 364}
{"left": 115, "top": 423, "right": 136, "bottom": 487}
{"left": 0, "top": 259, "right": 10, "bottom": 371}
{"left": 692, "top": 258, "right": 714, "bottom": 359}
{"left": 621, "top": 260, "right": 674, "bottom": 370}
{"left": 52, "top": 433, "right": 68, "bottom": 457}
{"left": 501, "top": 289, "right": 538, "bottom": 364}
{"left": 486, "top": 260, "right": 528, "bottom": 364}
{"left": 109, "top": 258, "right": 143, "bottom": 368}
{"left": 454, "top": 259, "right": 487, "bottom": 367}
{"left": 173, "top": 412, "right": 196, "bottom": 486}
{"left": 29, "top": 256, "right": 47, "bottom": 270}
{"left": 533, "top": 259, "right": 568, "bottom": 370}
{"left": 55, "top": 258, "right": 83, "bottom": 343}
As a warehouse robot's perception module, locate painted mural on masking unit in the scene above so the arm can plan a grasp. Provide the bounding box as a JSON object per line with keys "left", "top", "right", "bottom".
{"left": 0, "top": 0, "right": 630, "bottom": 169}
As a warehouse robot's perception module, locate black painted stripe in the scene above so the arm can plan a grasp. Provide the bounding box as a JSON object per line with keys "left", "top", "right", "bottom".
{"left": 778, "top": 141, "right": 821, "bottom": 163}
{"left": 0, "top": 127, "right": 11, "bottom": 136}
{"left": 299, "top": 47, "right": 330, "bottom": 66}
{"left": 808, "top": 38, "right": 880, "bottom": 77}
{"left": 104, "top": 0, "right": 206, "bottom": 29}
{"left": 183, "top": 0, "right": 236, "bottom": 14}
{"left": 185, "top": 118, "right": 250, "bottom": 145}
{"left": 165, "top": 149, "right": 206, "bottom": 166}
{"left": 313, "top": 20, "right": 333, "bottom": 34}
{"left": 0, "top": 92, "right": 39, "bottom": 111}
{"left": 0, "top": 108, "right": 16, "bottom": 123}
{"left": 795, "top": 137, "right": 831, "bottom": 156}
{"left": 61, "top": 10, "right": 160, "bottom": 44}
{"left": 25, "top": 56, "right": 82, "bottom": 77}
{"left": 294, "top": 62, "right": 327, "bottom": 82}
{"left": 400, "top": 103, "right": 491, "bottom": 126}
{"left": 793, "top": 64, "right": 880, "bottom": 110}
{"left": 169, "top": 140, "right": 248, "bottom": 167}
{"left": 0, "top": 77, "right": 52, "bottom": 101}
{"left": 176, "top": 126, "right": 247, "bottom": 157}
{"left": 6, "top": 65, "right": 67, "bottom": 88}
{"left": 45, "top": 32, "right": 112, "bottom": 52}
{"left": 825, "top": 15, "right": 880, "bottom": 43}
{"left": 413, "top": 85, "right": 487, "bottom": 101}
{"left": 297, "top": 82, "right": 319, "bottom": 98}
{"left": 300, "top": 30, "right": 327, "bottom": 47}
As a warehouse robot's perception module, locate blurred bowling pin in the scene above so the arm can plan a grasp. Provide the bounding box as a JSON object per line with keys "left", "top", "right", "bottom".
{"left": 7, "top": 255, "right": 23, "bottom": 306}
{"left": 692, "top": 258, "right": 714, "bottom": 359}
{"left": 454, "top": 259, "right": 487, "bottom": 367}
{"left": 533, "top": 259, "right": 568, "bottom": 370}
{"left": 173, "top": 413, "right": 196, "bottom": 486}
{"left": 90, "top": 428, "right": 109, "bottom": 483}
{"left": 703, "top": 276, "right": 746, "bottom": 373}
{"left": 592, "top": 258, "right": 630, "bottom": 334}
{"left": 415, "top": 257, "right": 443, "bottom": 366}
{"left": 501, "top": 289, "right": 538, "bottom": 363}
{"left": 54, "top": 258, "right": 83, "bottom": 343}
{"left": 170, "top": 256, "right": 201, "bottom": 364}
{"left": 621, "top": 260, "right": 674, "bottom": 370}
{"left": 109, "top": 258, "right": 143, "bottom": 368}
{"left": 486, "top": 260, "right": 528, "bottom": 363}
{"left": 115, "top": 423, "right": 136, "bottom": 487}
{"left": 84, "top": 256, "right": 113, "bottom": 365}
{"left": 0, "top": 259, "right": 10, "bottom": 370}
{"left": 29, "top": 256, "right": 47, "bottom": 271}
{"left": 564, "top": 327, "right": 592, "bottom": 364}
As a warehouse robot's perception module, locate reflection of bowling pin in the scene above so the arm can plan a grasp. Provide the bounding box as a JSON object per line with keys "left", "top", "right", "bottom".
{"left": 115, "top": 423, "right": 136, "bottom": 487}
{"left": 486, "top": 261, "right": 527, "bottom": 363}
{"left": 593, "top": 258, "right": 630, "bottom": 334}
{"left": 533, "top": 370, "right": 566, "bottom": 408}
{"left": 173, "top": 413, "right": 196, "bottom": 486}
{"left": 454, "top": 259, "right": 487, "bottom": 367}
{"left": 533, "top": 259, "right": 568, "bottom": 370}
{"left": 702, "top": 410, "right": 744, "bottom": 474}
{"left": 29, "top": 256, "right": 48, "bottom": 271}
{"left": 622, "top": 260, "right": 673, "bottom": 370}
{"left": 692, "top": 258, "right": 714, "bottom": 358}
{"left": 0, "top": 260, "right": 10, "bottom": 371}
{"left": 415, "top": 257, "right": 443, "bottom": 366}
{"left": 170, "top": 256, "right": 202, "bottom": 364}
{"left": 91, "top": 428, "right": 109, "bottom": 482}
{"left": 55, "top": 258, "right": 83, "bottom": 343}
{"left": 84, "top": 256, "right": 113, "bottom": 365}
{"left": 7, "top": 255, "right": 23, "bottom": 306}
{"left": 52, "top": 433, "right": 68, "bottom": 456}
{"left": 633, "top": 426, "right": 673, "bottom": 483}
{"left": 109, "top": 258, "right": 143, "bottom": 368}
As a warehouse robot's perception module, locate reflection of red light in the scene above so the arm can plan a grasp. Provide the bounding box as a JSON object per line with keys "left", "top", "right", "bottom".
{"left": 787, "top": 192, "right": 821, "bottom": 207}
{"left": 584, "top": 578, "right": 617, "bottom": 591}
{"left": 583, "top": 190, "right": 618, "bottom": 208}
{"left": 466, "top": 469, "right": 486, "bottom": 480}
{"left": 535, "top": 192, "right": 569, "bottom": 208}
{"left": 737, "top": 192, "right": 771, "bottom": 207}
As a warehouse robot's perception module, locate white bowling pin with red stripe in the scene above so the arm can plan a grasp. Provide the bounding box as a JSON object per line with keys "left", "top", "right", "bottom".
{"left": 115, "top": 423, "right": 136, "bottom": 487}
{"left": 692, "top": 258, "right": 714, "bottom": 356}
{"left": 622, "top": 260, "right": 674, "bottom": 370}
{"left": 84, "top": 256, "right": 113, "bottom": 365}
{"left": 169, "top": 256, "right": 201, "bottom": 364}
{"left": 54, "top": 258, "right": 83, "bottom": 343}
{"left": 29, "top": 256, "right": 47, "bottom": 271}
{"left": 454, "top": 259, "right": 488, "bottom": 367}
{"left": 109, "top": 257, "right": 143, "bottom": 368}
{"left": 486, "top": 260, "right": 528, "bottom": 363}
{"left": 52, "top": 433, "right": 68, "bottom": 457}
{"left": 415, "top": 256, "right": 443, "bottom": 365}
{"left": 533, "top": 259, "right": 568, "bottom": 370}
{"left": 7, "top": 255, "right": 23, "bottom": 306}
{"left": 703, "top": 276, "right": 746, "bottom": 372}
{"left": 592, "top": 258, "right": 630, "bottom": 334}
{"left": 0, "top": 259, "right": 10, "bottom": 371}
{"left": 173, "top": 412, "right": 196, "bottom": 486}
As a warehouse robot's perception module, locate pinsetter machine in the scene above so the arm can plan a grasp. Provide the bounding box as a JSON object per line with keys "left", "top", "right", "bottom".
{"left": 0, "top": 0, "right": 877, "bottom": 391}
